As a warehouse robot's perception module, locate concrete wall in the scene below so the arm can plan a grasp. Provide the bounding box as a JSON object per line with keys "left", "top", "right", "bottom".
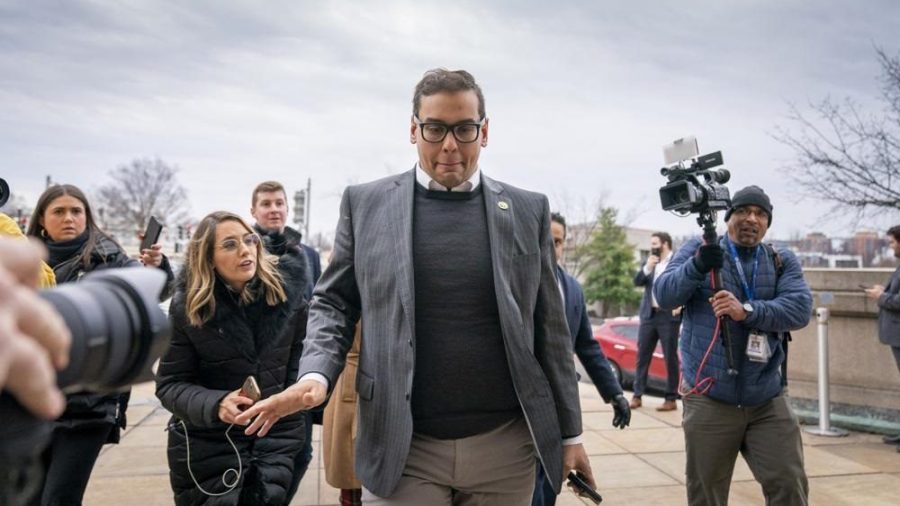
{"left": 787, "top": 268, "right": 900, "bottom": 412}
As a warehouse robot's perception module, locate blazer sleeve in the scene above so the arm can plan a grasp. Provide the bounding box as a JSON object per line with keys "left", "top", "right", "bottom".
{"left": 532, "top": 196, "right": 583, "bottom": 439}
{"left": 155, "top": 312, "right": 230, "bottom": 428}
{"left": 570, "top": 278, "right": 623, "bottom": 402}
{"left": 298, "top": 187, "right": 361, "bottom": 388}
{"left": 634, "top": 263, "right": 651, "bottom": 287}
{"left": 878, "top": 271, "right": 900, "bottom": 312}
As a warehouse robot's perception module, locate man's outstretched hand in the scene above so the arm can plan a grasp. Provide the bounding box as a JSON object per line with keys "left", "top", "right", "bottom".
{"left": 234, "top": 379, "right": 326, "bottom": 437}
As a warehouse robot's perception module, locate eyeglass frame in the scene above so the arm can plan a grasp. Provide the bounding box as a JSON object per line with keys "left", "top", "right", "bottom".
{"left": 413, "top": 116, "right": 486, "bottom": 144}
{"left": 217, "top": 232, "right": 261, "bottom": 252}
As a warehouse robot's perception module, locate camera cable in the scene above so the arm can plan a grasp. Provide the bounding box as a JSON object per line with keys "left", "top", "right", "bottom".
{"left": 682, "top": 271, "right": 722, "bottom": 397}
{"left": 178, "top": 420, "right": 243, "bottom": 497}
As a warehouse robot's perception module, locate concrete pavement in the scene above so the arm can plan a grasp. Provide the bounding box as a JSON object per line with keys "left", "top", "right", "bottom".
{"left": 83, "top": 381, "right": 900, "bottom": 505}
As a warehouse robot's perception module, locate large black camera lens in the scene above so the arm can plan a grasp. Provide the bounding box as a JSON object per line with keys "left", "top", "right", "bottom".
{"left": 38, "top": 268, "right": 171, "bottom": 392}
{"left": 0, "top": 177, "right": 9, "bottom": 208}
{"left": 0, "top": 267, "right": 170, "bottom": 490}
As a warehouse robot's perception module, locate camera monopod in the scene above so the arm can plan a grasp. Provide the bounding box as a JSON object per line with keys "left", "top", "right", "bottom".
{"left": 697, "top": 209, "right": 738, "bottom": 377}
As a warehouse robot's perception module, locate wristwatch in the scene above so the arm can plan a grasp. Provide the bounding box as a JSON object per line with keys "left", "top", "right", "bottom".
{"left": 742, "top": 302, "right": 754, "bottom": 315}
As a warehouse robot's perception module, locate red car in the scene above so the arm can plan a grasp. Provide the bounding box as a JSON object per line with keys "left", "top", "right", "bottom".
{"left": 592, "top": 317, "right": 672, "bottom": 391}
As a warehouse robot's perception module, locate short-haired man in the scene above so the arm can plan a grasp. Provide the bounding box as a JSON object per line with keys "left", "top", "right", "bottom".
{"left": 654, "top": 186, "right": 813, "bottom": 505}
{"left": 239, "top": 69, "right": 594, "bottom": 505}
{"left": 865, "top": 225, "right": 900, "bottom": 452}
{"left": 531, "top": 212, "right": 630, "bottom": 506}
{"left": 251, "top": 181, "right": 322, "bottom": 299}
{"left": 631, "top": 231, "right": 681, "bottom": 411}
{"left": 250, "top": 180, "right": 321, "bottom": 500}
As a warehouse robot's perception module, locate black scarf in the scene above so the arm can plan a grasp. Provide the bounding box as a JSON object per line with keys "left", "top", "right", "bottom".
{"left": 46, "top": 230, "right": 89, "bottom": 268}
{"left": 253, "top": 223, "right": 301, "bottom": 256}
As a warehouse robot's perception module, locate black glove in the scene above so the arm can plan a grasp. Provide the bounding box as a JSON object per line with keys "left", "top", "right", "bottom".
{"left": 611, "top": 394, "right": 631, "bottom": 429}
{"left": 693, "top": 243, "right": 724, "bottom": 273}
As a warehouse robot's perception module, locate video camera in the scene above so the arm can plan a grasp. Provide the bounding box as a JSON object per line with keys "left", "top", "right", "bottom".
{"left": 658, "top": 136, "right": 731, "bottom": 215}
{"left": 0, "top": 268, "right": 171, "bottom": 504}
{"left": 657, "top": 136, "right": 739, "bottom": 376}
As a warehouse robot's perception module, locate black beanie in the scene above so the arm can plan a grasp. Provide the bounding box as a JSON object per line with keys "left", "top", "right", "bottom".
{"left": 724, "top": 185, "right": 773, "bottom": 225}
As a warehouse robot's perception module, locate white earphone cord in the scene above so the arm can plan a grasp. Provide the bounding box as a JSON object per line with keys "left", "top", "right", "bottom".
{"left": 179, "top": 420, "right": 243, "bottom": 497}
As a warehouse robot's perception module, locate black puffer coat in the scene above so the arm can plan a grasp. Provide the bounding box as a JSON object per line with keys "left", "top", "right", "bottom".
{"left": 53, "top": 234, "right": 174, "bottom": 442}
{"left": 156, "top": 251, "right": 309, "bottom": 506}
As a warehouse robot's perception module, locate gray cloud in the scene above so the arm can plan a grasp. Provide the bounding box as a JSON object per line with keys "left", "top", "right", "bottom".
{"left": 2, "top": 0, "right": 899, "bottom": 241}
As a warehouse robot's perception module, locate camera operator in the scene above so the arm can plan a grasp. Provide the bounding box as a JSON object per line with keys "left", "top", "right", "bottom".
{"left": 0, "top": 237, "right": 70, "bottom": 420}
{"left": 653, "top": 186, "right": 812, "bottom": 506}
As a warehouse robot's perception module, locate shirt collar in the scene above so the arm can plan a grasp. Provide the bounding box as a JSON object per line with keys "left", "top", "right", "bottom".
{"left": 415, "top": 163, "right": 481, "bottom": 192}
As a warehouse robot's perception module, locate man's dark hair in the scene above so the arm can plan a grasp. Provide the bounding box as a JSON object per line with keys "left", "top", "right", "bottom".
{"left": 551, "top": 212, "right": 567, "bottom": 237}
{"left": 652, "top": 231, "right": 673, "bottom": 249}
{"left": 888, "top": 225, "right": 900, "bottom": 241}
{"left": 412, "top": 69, "right": 485, "bottom": 120}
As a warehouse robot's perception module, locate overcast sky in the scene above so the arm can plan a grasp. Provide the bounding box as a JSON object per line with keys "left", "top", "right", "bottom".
{"left": 2, "top": 0, "right": 899, "bottom": 242}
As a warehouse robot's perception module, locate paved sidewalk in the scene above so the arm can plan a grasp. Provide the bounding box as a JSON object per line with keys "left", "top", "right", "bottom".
{"left": 84, "top": 382, "right": 900, "bottom": 505}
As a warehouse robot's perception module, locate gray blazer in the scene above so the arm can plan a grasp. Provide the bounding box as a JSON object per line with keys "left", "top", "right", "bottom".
{"left": 878, "top": 266, "right": 900, "bottom": 347}
{"left": 298, "top": 169, "right": 582, "bottom": 497}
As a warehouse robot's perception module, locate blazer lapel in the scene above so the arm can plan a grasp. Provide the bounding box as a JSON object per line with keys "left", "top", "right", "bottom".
{"left": 388, "top": 168, "right": 416, "bottom": 340}
{"left": 482, "top": 174, "right": 515, "bottom": 320}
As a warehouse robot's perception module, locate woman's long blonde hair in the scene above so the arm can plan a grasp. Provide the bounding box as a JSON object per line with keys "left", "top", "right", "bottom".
{"left": 184, "top": 211, "right": 286, "bottom": 327}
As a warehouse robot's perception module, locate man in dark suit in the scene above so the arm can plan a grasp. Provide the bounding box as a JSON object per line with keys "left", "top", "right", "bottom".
{"left": 631, "top": 231, "right": 681, "bottom": 411}
{"left": 238, "top": 69, "right": 594, "bottom": 505}
{"left": 865, "top": 224, "right": 900, "bottom": 452}
{"left": 249, "top": 180, "right": 321, "bottom": 500}
{"left": 531, "top": 212, "right": 631, "bottom": 506}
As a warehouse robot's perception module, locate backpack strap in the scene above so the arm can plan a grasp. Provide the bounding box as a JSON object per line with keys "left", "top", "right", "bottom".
{"left": 762, "top": 243, "right": 792, "bottom": 387}
{"left": 762, "top": 242, "right": 784, "bottom": 277}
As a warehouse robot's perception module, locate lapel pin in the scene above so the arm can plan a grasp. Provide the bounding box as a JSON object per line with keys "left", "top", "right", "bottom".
{"left": 498, "top": 201, "right": 509, "bottom": 210}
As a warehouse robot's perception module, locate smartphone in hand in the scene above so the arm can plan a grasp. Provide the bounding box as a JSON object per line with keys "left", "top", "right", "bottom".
{"left": 567, "top": 471, "right": 602, "bottom": 504}
{"left": 241, "top": 376, "right": 261, "bottom": 402}
{"left": 140, "top": 216, "right": 164, "bottom": 252}
{"left": 859, "top": 283, "right": 872, "bottom": 290}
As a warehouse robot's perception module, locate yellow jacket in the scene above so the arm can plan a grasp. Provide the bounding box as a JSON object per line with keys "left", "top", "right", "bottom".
{"left": 0, "top": 213, "right": 56, "bottom": 288}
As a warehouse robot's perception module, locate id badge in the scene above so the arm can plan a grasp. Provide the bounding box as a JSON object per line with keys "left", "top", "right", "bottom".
{"left": 746, "top": 330, "right": 771, "bottom": 363}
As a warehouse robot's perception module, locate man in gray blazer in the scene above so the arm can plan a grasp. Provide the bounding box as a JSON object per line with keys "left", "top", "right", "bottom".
{"left": 865, "top": 225, "right": 900, "bottom": 452}
{"left": 238, "top": 69, "right": 595, "bottom": 505}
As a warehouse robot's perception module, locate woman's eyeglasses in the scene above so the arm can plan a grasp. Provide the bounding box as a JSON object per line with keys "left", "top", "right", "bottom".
{"left": 218, "top": 233, "right": 260, "bottom": 252}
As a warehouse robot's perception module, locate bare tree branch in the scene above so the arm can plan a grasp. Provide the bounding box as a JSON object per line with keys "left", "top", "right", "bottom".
{"left": 95, "top": 158, "right": 190, "bottom": 237}
{"left": 774, "top": 47, "right": 900, "bottom": 222}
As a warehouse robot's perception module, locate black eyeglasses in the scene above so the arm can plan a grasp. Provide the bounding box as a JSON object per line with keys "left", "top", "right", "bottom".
{"left": 415, "top": 118, "right": 484, "bottom": 143}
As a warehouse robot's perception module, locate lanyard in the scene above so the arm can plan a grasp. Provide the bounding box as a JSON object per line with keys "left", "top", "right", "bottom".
{"left": 725, "top": 237, "right": 760, "bottom": 301}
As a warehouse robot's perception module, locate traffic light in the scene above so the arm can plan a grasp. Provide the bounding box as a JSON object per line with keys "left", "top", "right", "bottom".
{"left": 293, "top": 189, "right": 306, "bottom": 227}
{"left": 177, "top": 225, "right": 184, "bottom": 240}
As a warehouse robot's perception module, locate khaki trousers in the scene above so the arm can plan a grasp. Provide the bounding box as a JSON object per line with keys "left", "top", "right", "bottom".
{"left": 682, "top": 394, "right": 808, "bottom": 506}
{"left": 362, "top": 417, "right": 536, "bottom": 506}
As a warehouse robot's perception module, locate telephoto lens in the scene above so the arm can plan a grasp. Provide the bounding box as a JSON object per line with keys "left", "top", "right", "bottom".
{"left": 0, "top": 267, "right": 170, "bottom": 501}
{"left": 39, "top": 268, "right": 171, "bottom": 392}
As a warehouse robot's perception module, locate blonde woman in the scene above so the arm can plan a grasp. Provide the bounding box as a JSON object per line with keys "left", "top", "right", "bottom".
{"left": 155, "top": 211, "right": 309, "bottom": 505}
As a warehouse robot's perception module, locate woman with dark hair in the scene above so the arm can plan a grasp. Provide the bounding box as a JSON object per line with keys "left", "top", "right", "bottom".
{"left": 155, "top": 211, "right": 309, "bottom": 505}
{"left": 26, "top": 183, "right": 174, "bottom": 505}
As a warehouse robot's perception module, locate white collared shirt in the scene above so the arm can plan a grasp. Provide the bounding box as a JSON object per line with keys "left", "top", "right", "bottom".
{"left": 415, "top": 163, "right": 481, "bottom": 192}
{"left": 645, "top": 251, "right": 673, "bottom": 308}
